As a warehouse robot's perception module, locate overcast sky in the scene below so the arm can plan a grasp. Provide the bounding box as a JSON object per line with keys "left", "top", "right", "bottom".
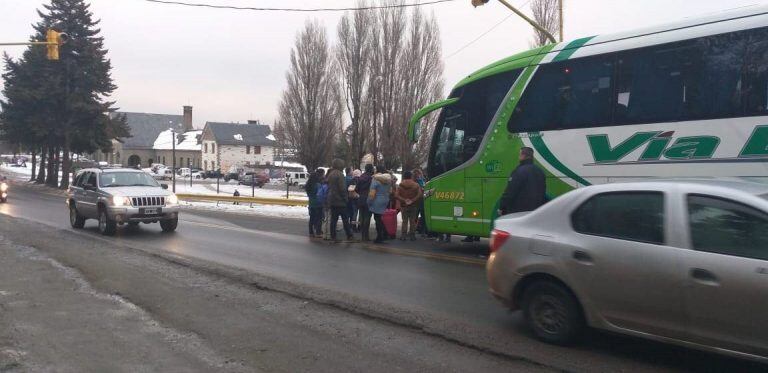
{"left": 1, "top": 0, "right": 766, "bottom": 128}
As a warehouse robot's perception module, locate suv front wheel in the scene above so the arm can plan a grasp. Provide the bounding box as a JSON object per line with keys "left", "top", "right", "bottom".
{"left": 160, "top": 217, "right": 178, "bottom": 233}
{"left": 521, "top": 281, "right": 584, "bottom": 345}
{"left": 69, "top": 204, "right": 85, "bottom": 229}
{"left": 98, "top": 208, "right": 117, "bottom": 236}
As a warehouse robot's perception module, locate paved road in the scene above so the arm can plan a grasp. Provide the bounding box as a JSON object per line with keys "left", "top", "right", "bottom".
{"left": 0, "top": 180, "right": 764, "bottom": 372}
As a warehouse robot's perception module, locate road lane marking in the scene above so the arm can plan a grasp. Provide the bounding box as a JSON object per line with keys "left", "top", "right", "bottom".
{"left": 184, "top": 220, "right": 486, "bottom": 266}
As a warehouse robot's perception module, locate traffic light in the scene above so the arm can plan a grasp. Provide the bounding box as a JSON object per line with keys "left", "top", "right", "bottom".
{"left": 471, "top": 0, "right": 489, "bottom": 7}
{"left": 45, "top": 29, "right": 68, "bottom": 60}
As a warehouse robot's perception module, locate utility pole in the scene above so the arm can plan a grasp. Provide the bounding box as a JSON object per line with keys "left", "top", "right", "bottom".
{"left": 471, "top": 0, "right": 557, "bottom": 44}
{"left": 559, "top": 0, "right": 564, "bottom": 42}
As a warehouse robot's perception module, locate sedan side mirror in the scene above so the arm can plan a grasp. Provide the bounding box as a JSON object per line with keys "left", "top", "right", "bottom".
{"left": 83, "top": 184, "right": 96, "bottom": 191}
{"left": 161, "top": 184, "right": 168, "bottom": 190}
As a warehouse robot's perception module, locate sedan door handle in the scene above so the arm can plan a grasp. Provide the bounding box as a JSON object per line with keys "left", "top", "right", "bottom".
{"left": 690, "top": 268, "right": 719, "bottom": 285}
{"left": 572, "top": 250, "right": 593, "bottom": 264}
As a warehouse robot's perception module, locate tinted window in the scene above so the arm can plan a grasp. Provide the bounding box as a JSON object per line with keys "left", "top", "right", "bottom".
{"left": 74, "top": 173, "right": 85, "bottom": 187}
{"left": 429, "top": 69, "right": 521, "bottom": 177}
{"left": 743, "top": 30, "right": 768, "bottom": 116}
{"left": 510, "top": 54, "right": 613, "bottom": 132}
{"left": 615, "top": 32, "right": 748, "bottom": 124}
{"left": 509, "top": 27, "right": 768, "bottom": 132}
{"left": 572, "top": 192, "right": 665, "bottom": 244}
{"left": 687, "top": 195, "right": 768, "bottom": 260}
{"left": 86, "top": 172, "right": 97, "bottom": 187}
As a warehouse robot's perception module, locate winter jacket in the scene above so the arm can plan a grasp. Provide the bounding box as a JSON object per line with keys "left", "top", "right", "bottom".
{"left": 396, "top": 179, "right": 421, "bottom": 207}
{"left": 306, "top": 182, "right": 321, "bottom": 208}
{"left": 367, "top": 173, "right": 392, "bottom": 214}
{"left": 327, "top": 168, "right": 348, "bottom": 208}
{"left": 317, "top": 183, "right": 329, "bottom": 207}
{"left": 355, "top": 172, "right": 373, "bottom": 209}
{"left": 499, "top": 159, "right": 546, "bottom": 214}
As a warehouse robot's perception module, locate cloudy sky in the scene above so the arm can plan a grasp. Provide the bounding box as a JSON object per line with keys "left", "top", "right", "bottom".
{"left": 1, "top": 0, "right": 766, "bottom": 128}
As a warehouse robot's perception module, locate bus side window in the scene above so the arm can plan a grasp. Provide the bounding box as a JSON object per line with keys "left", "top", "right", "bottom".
{"left": 615, "top": 28, "right": 752, "bottom": 124}
{"left": 508, "top": 54, "right": 613, "bottom": 133}
{"left": 744, "top": 29, "right": 768, "bottom": 116}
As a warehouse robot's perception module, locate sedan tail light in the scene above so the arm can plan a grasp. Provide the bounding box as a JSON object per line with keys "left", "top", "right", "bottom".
{"left": 489, "top": 229, "right": 511, "bottom": 253}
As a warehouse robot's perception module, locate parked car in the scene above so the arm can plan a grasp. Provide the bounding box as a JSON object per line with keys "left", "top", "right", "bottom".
{"left": 67, "top": 168, "right": 180, "bottom": 235}
{"left": 285, "top": 171, "right": 308, "bottom": 188}
{"left": 203, "top": 170, "right": 223, "bottom": 179}
{"left": 223, "top": 172, "right": 240, "bottom": 182}
{"left": 238, "top": 173, "right": 269, "bottom": 188}
{"left": 487, "top": 179, "right": 768, "bottom": 362}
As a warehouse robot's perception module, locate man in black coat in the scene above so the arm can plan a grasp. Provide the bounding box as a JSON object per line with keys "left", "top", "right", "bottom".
{"left": 499, "top": 147, "right": 547, "bottom": 215}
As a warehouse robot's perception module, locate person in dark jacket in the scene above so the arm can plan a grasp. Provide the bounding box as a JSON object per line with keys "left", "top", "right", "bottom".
{"left": 499, "top": 147, "right": 547, "bottom": 215}
{"left": 355, "top": 164, "right": 375, "bottom": 241}
{"left": 305, "top": 170, "right": 324, "bottom": 237}
{"left": 327, "top": 159, "right": 353, "bottom": 242}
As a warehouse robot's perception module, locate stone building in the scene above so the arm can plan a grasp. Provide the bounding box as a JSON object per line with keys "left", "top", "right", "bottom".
{"left": 92, "top": 106, "right": 199, "bottom": 168}
{"left": 201, "top": 121, "right": 276, "bottom": 172}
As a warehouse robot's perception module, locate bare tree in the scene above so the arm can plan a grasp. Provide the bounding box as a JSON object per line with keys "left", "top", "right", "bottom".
{"left": 336, "top": 2, "right": 373, "bottom": 169}
{"left": 530, "top": 0, "right": 561, "bottom": 47}
{"left": 368, "top": 1, "right": 407, "bottom": 171}
{"left": 276, "top": 20, "right": 342, "bottom": 172}
{"left": 397, "top": 8, "right": 444, "bottom": 169}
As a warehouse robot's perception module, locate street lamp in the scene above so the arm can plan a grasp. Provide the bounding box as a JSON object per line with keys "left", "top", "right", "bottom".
{"left": 471, "top": 0, "right": 557, "bottom": 43}
{"left": 169, "top": 122, "right": 177, "bottom": 193}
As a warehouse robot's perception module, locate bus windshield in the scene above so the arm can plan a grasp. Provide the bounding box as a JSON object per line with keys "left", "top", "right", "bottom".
{"left": 429, "top": 69, "right": 521, "bottom": 178}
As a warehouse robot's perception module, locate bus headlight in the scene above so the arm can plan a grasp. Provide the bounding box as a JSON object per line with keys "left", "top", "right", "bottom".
{"left": 112, "top": 195, "right": 130, "bottom": 207}
{"left": 166, "top": 194, "right": 178, "bottom": 205}
{"left": 0, "top": 183, "right": 8, "bottom": 192}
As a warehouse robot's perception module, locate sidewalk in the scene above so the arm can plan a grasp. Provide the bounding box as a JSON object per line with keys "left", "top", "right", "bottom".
{"left": 0, "top": 235, "right": 237, "bottom": 373}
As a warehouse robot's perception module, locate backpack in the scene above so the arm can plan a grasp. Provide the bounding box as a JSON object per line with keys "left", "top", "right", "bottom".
{"left": 317, "top": 184, "right": 329, "bottom": 204}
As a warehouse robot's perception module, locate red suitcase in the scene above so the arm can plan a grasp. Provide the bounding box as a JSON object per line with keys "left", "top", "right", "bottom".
{"left": 382, "top": 208, "right": 398, "bottom": 237}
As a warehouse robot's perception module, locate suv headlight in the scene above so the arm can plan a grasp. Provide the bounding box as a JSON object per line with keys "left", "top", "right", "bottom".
{"left": 166, "top": 194, "right": 178, "bottom": 205}
{"left": 112, "top": 195, "right": 131, "bottom": 207}
{"left": 0, "top": 183, "right": 7, "bottom": 192}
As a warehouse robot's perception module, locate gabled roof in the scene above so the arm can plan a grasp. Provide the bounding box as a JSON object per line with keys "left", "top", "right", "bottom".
{"left": 112, "top": 112, "right": 186, "bottom": 149}
{"left": 153, "top": 130, "right": 202, "bottom": 151}
{"left": 204, "top": 122, "right": 276, "bottom": 147}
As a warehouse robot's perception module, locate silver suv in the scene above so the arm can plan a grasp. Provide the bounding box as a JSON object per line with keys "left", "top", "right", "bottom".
{"left": 67, "top": 168, "right": 180, "bottom": 235}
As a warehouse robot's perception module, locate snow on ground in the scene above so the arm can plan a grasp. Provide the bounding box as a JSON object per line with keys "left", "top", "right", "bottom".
{"left": 171, "top": 181, "right": 308, "bottom": 200}
{"left": 1, "top": 163, "right": 33, "bottom": 176}
{"left": 180, "top": 201, "right": 308, "bottom": 220}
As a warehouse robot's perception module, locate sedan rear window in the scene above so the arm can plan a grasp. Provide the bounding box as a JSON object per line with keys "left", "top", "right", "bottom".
{"left": 572, "top": 192, "right": 665, "bottom": 245}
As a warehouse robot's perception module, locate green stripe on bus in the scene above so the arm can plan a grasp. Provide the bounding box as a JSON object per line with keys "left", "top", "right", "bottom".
{"left": 529, "top": 132, "right": 592, "bottom": 186}
{"left": 552, "top": 36, "right": 595, "bottom": 62}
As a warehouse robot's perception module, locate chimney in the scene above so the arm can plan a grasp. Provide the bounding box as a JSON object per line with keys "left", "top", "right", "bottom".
{"left": 247, "top": 120, "right": 261, "bottom": 125}
{"left": 183, "top": 106, "right": 193, "bottom": 131}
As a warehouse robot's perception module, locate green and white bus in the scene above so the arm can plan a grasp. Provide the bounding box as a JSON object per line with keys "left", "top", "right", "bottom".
{"left": 408, "top": 6, "right": 768, "bottom": 238}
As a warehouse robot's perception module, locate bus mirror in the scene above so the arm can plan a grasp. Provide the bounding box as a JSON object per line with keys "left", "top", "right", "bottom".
{"left": 408, "top": 98, "right": 459, "bottom": 143}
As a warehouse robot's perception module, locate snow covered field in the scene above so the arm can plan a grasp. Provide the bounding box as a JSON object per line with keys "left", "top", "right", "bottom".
{"left": 180, "top": 201, "right": 308, "bottom": 220}
{"left": 169, "top": 182, "right": 308, "bottom": 200}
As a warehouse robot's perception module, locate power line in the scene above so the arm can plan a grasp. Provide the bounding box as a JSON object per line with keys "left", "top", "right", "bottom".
{"left": 445, "top": 0, "right": 532, "bottom": 59}
{"left": 143, "top": 0, "right": 460, "bottom": 12}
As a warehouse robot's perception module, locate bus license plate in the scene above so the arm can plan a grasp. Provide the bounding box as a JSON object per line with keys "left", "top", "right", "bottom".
{"left": 141, "top": 207, "right": 160, "bottom": 215}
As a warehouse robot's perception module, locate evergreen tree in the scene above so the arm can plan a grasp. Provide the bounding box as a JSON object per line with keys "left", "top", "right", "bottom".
{"left": 0, "top": 0, "right": 129, "bottom": 188}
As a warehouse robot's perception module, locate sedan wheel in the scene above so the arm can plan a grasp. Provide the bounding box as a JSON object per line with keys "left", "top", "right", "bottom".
{"left": 522, "top": 281, "right": 584, "bottom": 345}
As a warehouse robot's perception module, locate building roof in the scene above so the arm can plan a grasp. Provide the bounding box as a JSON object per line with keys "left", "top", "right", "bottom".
{"left": 204, "top": 122, "right": 276, "bottom": 147}
{"left": 113, "top": 112, "right": 187, "bottom": 149}
{"left": 153, "top": 130, "right": 202, "bottom": 151}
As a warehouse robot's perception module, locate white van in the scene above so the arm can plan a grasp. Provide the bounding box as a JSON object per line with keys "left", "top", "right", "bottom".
{"left": 285, "top": 171, "right": 308, "bottom": 188}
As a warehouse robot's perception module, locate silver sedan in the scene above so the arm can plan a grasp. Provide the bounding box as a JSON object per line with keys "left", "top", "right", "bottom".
{"left": 487, "top": 179, "right": 768, "bottom": 363}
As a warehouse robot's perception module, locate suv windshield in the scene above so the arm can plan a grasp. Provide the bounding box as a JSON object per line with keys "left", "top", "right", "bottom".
{"left": 99, "top": 172, "right": 160, "bottom": 188}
